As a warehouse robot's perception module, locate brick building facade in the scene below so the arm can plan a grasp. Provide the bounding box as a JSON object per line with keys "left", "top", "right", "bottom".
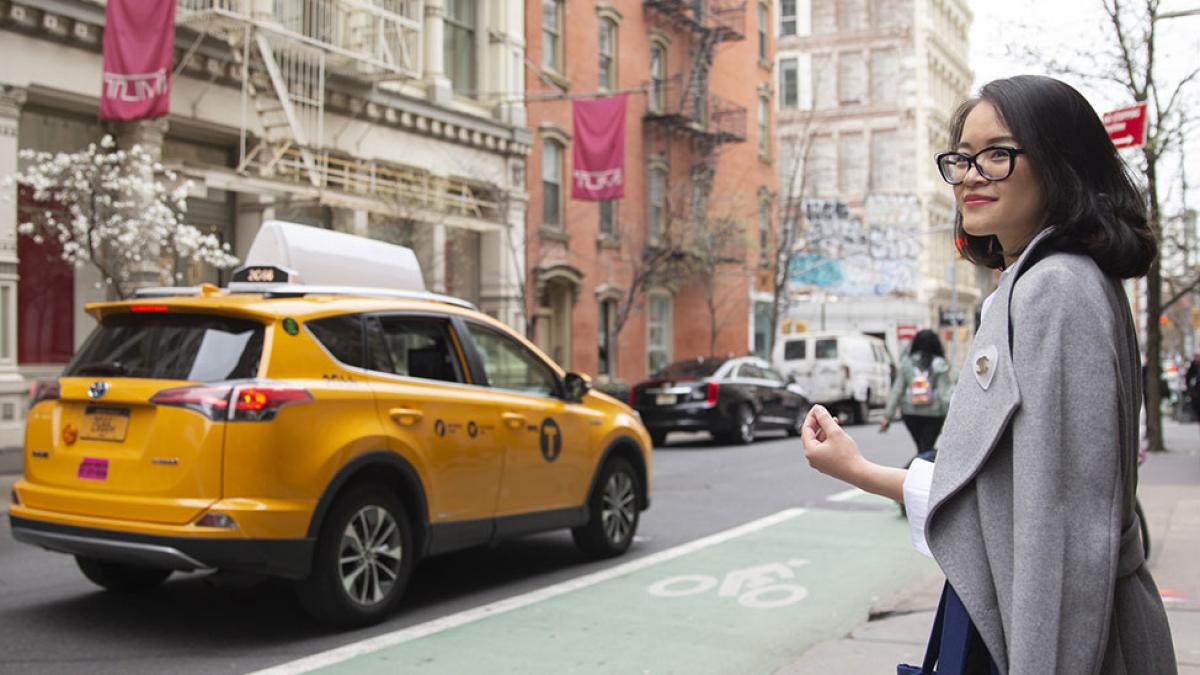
{"left": 525, "top": 0, "right": 778, "bottom": 385}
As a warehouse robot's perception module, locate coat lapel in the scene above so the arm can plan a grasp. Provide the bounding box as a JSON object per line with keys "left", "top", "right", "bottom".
{"left": 927, "top": 228, "right": 1055, "bottom": 514}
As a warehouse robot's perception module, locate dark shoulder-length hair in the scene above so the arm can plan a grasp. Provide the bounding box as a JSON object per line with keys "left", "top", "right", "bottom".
{"left": 948, "top": 75, "right": 1156, "bottom": 278}
{"left": 910, "top": 329, "right": 944, "bottom": 371}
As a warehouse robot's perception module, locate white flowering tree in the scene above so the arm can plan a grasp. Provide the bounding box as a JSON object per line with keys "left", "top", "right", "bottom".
{"left": 7, "top": 135, "right": 238, "bottom": 299}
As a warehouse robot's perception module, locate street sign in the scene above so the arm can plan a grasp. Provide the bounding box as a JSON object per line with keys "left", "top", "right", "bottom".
{"left": 897, "top": 324, "right": 917, "bottom": 341}
{"left": 939, "top": 308, "right": 968, "bottom": 327}
{"left": 1103, "top": 103, "right": 1148, "bottom": 149}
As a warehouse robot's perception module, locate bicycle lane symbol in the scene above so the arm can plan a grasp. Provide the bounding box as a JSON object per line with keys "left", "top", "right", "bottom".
{"left": 645, "top": 559, "right": 811, "bottom": 609}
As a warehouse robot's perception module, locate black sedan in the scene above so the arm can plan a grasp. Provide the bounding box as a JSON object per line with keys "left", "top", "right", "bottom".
{"left": 630, "top": 356, "right": 811, "bottom": 447}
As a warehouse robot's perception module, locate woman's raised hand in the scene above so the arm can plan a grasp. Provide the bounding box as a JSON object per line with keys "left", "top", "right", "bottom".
{"left": 801, "top": 404, "right": 866, "bottom": 484}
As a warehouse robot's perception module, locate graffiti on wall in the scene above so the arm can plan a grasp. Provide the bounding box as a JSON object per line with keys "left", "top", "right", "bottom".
{"left": 789, "top": 195, "right": 923, "bottom": 296}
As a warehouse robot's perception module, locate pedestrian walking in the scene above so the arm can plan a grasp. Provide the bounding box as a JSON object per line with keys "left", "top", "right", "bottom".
{"left": 880, "top": 329, "right": 951, "bottom": 462}
{"left": 1184, "top": 353, "right": 1200, "bottom": 425}
{"left": 799, "top": 75, "right": 1176, "bottom": 674}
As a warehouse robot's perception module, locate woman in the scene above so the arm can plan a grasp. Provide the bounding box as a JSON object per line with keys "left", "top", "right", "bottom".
{"left": 801, "top": 75, "right": 1176, "bottom": 674}
{"left": 881, "top": 329, "right": 952, "bottom": 461}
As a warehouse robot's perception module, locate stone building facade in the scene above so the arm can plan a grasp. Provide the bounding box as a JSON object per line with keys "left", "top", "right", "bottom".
{"left": 0, "top": 0, "right": 531, "bottom": 447}
{"left": 774, "top": 0, "right": 986, "bottom": 362}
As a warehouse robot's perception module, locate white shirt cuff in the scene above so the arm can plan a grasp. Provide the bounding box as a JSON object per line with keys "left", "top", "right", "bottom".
{"left": 903, "top": 458, "right": 936, "bottom": 558}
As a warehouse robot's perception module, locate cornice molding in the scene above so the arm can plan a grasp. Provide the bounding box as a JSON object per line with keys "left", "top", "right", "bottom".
{"left": 1, "top": 0, "right": 531, "bottom": 157}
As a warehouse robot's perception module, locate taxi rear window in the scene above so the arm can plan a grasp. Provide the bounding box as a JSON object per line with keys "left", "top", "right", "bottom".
{"left": 65, "top": 313, "right": 264, "bottom": 381}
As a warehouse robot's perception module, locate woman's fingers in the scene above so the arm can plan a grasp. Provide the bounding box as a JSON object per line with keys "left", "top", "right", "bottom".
{"left": 810, "top": 404, "right": 844, "bottom": 437}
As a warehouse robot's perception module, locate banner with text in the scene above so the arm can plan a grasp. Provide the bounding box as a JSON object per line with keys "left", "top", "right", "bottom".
{"left": 100, "top": 0, "right": 175, "bottom": 121}
{"left": 572, "top": 95, "right": 627, "bottom": 201}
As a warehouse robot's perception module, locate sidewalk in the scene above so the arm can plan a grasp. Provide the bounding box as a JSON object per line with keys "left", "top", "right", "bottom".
{"left": 776, "top": 419, "right": 1200, "bottom": 674}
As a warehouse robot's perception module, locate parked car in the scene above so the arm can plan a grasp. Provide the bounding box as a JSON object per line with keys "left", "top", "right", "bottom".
{"left": 629, "top": 356, "right": 811, "bottom": 446}
{"left": 772, "top": 331, "right": 892, "bottom": 425}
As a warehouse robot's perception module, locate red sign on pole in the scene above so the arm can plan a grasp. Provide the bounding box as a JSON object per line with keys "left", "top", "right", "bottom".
{"left": 897, "top": 325, "right": 917, "bottom": 341}
{"left": 1102, "top": 102, "right": 1147, "bottom": 149}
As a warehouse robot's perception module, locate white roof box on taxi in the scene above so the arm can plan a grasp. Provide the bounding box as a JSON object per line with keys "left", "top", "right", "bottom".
{"left": 234, "top": 220, "right": 426, "bottom": 291}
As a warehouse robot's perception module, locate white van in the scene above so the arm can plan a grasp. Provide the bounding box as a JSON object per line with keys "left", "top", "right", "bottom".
{"left": 772, "top": 331, "right": 893, "bottom": 424}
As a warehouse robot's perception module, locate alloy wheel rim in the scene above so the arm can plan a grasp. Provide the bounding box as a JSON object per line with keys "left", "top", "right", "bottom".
{"left": 740, "top": 409, "right": 754, "bottom": 442}
{"left": 338, "top": 505, "right": 403, "bottom": 606}
{"left": 601, "top": 472, "right": 636, "bottom": 544}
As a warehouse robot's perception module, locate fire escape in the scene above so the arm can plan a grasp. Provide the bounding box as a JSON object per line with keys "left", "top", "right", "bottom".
{"left": 643, "top": 0, "right": 748, "bottom": 179}
{"left": 176, "top": 1, "right": 422, "bottom": 189}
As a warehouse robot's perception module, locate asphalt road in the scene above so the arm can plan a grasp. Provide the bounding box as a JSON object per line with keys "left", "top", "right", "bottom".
{"left": 0, "top": 418, "right": 928, "bottom": 675}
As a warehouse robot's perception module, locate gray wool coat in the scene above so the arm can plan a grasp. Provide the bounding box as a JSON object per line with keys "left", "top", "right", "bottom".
{"left": 926, "top": 228, "right": 1177, "bottom": 675}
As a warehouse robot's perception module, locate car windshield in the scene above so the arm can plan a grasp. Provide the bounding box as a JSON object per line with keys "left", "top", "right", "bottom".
{"left": 65, "top": 313, "right": 264, "bottom": 381}
{"left": 654, "top": 358, "right": 726, "bottom": 380}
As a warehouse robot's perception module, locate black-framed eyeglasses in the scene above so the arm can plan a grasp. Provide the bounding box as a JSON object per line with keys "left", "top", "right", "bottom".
{"left": 935, "top": 146, "right": 1026, "bottom": 185}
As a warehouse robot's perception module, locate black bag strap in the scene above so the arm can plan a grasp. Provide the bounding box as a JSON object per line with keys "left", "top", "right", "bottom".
{"left": 919, "top": 583, "right": 951, "bottom": 673}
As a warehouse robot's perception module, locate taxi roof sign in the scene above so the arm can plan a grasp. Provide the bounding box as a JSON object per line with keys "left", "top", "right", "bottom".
{"left": 236, "top": 221, "right": 426, "bottom": 292}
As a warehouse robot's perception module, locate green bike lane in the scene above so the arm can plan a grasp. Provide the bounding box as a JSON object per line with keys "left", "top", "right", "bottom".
{"left": 258, "top": 501, "right": 936, "bottom": 675}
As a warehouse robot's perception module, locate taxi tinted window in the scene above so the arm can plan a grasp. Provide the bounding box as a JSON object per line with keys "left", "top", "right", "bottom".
{"left": 369, "top": 316, "right": 464, "bottom": 384}
{"left": 307, "top": 314, "right": 364, "bottom": 367}
{"left": 66, "top": 313, "right": 263, "bottom": 381}
{"left": 467, "top": 323, "right": 558, "bottom": 397}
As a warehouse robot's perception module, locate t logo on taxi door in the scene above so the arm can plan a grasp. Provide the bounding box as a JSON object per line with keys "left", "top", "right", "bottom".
{"left": 540, "top": 418, "right": 562, "bottom": 462}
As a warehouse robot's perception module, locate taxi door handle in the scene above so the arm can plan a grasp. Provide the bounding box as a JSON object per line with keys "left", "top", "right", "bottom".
{"left": 389, "top": 408, "right": 424, "bottom": 426}
{"left": 501, "top": 412, "right": 527, "bottom": 429}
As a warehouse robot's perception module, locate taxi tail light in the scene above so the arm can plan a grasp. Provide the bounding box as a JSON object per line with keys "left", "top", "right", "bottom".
{"left": 231, "top": 385, "right": 313, "bottom": 422}
{"left": 706, "top": 381, "right": 720, "bottom": 406}
{"left": 627, "top": 385, "right": 639, "bottom": 406}
{"left": 28, "top": 379, "right": 61, "bottom": 408}
{"left": 150, "top": 384, "right": 233, "bottom": 420}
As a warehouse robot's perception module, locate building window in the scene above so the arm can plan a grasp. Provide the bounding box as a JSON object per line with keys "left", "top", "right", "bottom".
{"left": 759, "top": 198, "right": 771, "bottom": 266}
{"left": 543, "top": 140, "right": 563, "bottom": 226}
{"left": 650, "top": 44, "right": 666, "bottom": 112}
{"left": 813, "top": 54, "right": 836, "bottom": 109}
{"left": 599, "top": 19, "right": 617, "bottom": 90}
{"left": 780, "top": 58, "right": 799, "bottom": 108}
{"left": 753, "top": 300, "right": 773, "bottom": 359}
{"left": 542, "top": 0, "right": 563, "bottom": 73}
{"left": 870, "top": 129, "right": 900, "bottom": 193}
{"left": 758, "top": 95, "right": 770, "bottom": 157}
{"left": 444, "top": 0, "right": 476, "bottom": 96}
{"left": 780, "top": 0, "right": 797, "bottom": 35}
{"left": 599, "top": 200, "right": 616, "bottom": 236}
{"left": 838, "top": 133, "right": 867, "bottom": 195}
{"left": 757, "top": 3, "right": 769, "bottom": 61}
{"left": 838, "top": 0, "right": 868, "bottom": 30}
{"left": 837, "top": 51, "right": 866, "bottom": 105}
{"left": 807, "top": 135, "right": 835, "bottom": 196}
{"left": 870, "top": 48, "right": 899, "bottom": 105}
{"left": 598, "top": 298, "right": 616, "bottom": 375}
{"left": 0, "top": 285, "right": 9, "bottom": 360}
{"left": 647, "top": 292, "right": 673, "bottom": 375}
{"left": 649, "top": 165, "right": 667, "bottom": 242}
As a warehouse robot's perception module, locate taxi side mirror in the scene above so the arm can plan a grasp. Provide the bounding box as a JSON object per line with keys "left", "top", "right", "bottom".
{"left": 564, "top": 372, "right": 591, "bottom": 402}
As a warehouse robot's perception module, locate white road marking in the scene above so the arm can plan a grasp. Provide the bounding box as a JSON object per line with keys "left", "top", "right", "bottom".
{"left": 250, "top": 508, "right": 807, "bottom": 675}
{"left": 826, "top": 488, "right": 866, "bottom": 502}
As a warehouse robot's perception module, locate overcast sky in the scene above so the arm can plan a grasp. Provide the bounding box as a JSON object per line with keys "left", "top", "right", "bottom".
{"left": 968, "top": 0, "right": 1200, "bottom": 210}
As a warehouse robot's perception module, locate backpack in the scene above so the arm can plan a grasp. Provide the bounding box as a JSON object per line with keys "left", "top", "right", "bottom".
{"left": 909, "top": 364, "right": 932, "bottom": 406}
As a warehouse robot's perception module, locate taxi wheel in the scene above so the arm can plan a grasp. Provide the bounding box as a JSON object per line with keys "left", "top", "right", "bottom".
{"left": 297, "top": 486, "right": 414, "bottom": 627}
{"left": 786, "top": 406, "right": 806, "bottom": 437}
{"left": 75, "top": 556, "right": 172, "bottom": 592}
{"left": 573, "top": 458, "right": 640, "bottom": 558}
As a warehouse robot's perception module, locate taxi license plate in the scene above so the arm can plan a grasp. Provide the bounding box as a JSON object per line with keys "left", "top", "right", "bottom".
{"left": 81, "top": 406, "right": 130, "bottom": 442}
{"left": 655, "top": 394, "right": 677, "bottom": 406}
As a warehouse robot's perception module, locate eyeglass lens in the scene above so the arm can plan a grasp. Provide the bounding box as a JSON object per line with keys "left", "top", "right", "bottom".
{"left": 939, "top": 148, "right": 1016, "bottom": 184}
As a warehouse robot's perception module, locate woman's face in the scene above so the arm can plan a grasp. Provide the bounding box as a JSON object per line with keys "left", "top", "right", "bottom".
{"left": 954, "top": 101, "right": 1046, "bottom": 250}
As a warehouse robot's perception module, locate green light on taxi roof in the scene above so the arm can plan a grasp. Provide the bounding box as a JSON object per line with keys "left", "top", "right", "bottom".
{"left": 283, "top": 318, "right": 299, "bottom": 336}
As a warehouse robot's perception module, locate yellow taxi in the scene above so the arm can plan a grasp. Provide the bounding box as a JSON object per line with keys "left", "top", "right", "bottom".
{"left": 10, "top": 221, "right": 652, "bottom": 627}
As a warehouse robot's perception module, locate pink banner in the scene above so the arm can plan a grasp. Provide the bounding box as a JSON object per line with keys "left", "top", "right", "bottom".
{"left": 100, "top": 0, "right": 175, "bottom": 121}
{"left": 572, "top": 95, "right": 627, "bottom": 201}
